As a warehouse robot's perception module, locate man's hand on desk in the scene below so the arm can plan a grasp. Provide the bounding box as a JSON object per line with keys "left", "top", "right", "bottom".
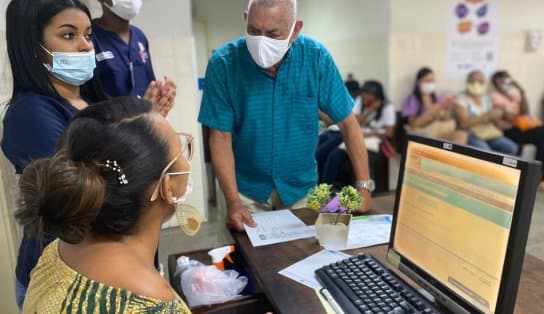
{"left": 226, "top": 202, "right": 257, "bottom": 232}
{"left": 352, "top": 189, "right": 372, "bottom": 214}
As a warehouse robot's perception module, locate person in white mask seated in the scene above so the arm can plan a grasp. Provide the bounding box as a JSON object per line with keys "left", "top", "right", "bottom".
{"left": 455, "top": 70, "right": 518, "bottom": 156}
{"left": 402, "top": 67, "right": 467, "bottom": 144}
{"left": 198, "top": 0, "right": 374, "bottom": 231}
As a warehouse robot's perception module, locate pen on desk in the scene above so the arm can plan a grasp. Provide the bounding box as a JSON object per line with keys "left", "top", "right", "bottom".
{"left": 320, "top": 288, "right": 345, "bottom": 314}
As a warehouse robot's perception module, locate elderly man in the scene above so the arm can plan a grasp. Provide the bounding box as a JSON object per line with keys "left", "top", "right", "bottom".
{"left": 198, "top": 0, "right": 374, "bottom": 231}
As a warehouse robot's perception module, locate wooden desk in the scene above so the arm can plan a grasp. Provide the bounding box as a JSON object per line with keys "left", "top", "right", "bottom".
{"left": 231, "top": 194, "right": 544, "bottom": 314}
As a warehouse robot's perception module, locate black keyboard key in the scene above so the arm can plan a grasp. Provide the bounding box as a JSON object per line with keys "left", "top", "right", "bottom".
{"left": 358, "top": 304, "right": 369, "bottom": 311}
{"left": 399, "top": 301, "right": 414, "bottom": 313}
{"left": 388, "top": 307, "right": 405, "bottom": 314}
{"left": 414, "top": 300, "right": 425, "bottom": 310}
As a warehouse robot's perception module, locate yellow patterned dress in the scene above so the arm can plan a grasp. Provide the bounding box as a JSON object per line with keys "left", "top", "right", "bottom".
{"left": 23, "top": 240, "right": 191, "bottom": 313}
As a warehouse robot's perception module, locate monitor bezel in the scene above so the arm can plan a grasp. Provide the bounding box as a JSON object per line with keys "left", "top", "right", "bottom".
{"left": 388, "top": 135, "right": 541, "bottom": 314}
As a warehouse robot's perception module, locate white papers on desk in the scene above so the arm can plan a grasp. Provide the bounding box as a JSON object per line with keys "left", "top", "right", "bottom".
{"left": 309, "top": 214, "right": 393, "bottom": 250}
{"left": 278, "top": 250, "right": 351, "bottom": 289}
{"left": 244, "top": 209, "right": 315, "bottom": 247}
{"left": 345, "top": 214, "right": 392, "bottom": 249}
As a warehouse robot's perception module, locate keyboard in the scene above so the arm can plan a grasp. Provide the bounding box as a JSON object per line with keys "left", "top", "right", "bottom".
{"left": 316, "top": 253, "right": 439, "bottom": 314}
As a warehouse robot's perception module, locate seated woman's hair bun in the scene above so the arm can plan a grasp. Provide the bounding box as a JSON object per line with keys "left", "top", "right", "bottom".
{"left": 16, "top": 152, "right": 106, "bottom": 244}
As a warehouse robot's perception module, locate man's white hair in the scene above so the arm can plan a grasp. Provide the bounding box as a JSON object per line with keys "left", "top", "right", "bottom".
{"left": 247, "top": 0, "right": 298, "bottom": 22}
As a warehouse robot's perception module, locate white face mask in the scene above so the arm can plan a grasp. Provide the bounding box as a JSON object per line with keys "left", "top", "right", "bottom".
{"left": 104, "top": 0, "right": 142, "bottom": 21}
{"left": 420, "top": 82, "right": 436, "bottom": 95}
{"left": 173, "top": 174, "right": 193, "bottom": 203}
{"left": 246, "top": 21, "right": 297, "bottom": 69}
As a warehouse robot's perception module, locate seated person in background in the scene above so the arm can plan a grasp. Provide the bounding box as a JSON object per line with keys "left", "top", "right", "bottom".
{"left": 455, "top": 70, "right": 518, "bottom": 156}
{"left": 19, "top": 98, "right": 191, "bottom": 313}
{"left": 321, "top": 80, "right": 396, "bottom": 186}
{"left": 490, "top": 70, "right": 544, "bottom": 191}
{"left": 344, "top": 73, "right": 360, "bottom": 97}
{"left": 402, "top": 67, "right": 467, "bottom": 144}
{"left": 316, "top": 78, "right": 361, "bottom": 180}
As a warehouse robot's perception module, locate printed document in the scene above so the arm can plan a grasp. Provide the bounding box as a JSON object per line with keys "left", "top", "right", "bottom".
{"left": 278, "top": 250, "right": 351, "bottom": 289}
{"left": 244, "top": 209, "right": 315, "bottom": 247}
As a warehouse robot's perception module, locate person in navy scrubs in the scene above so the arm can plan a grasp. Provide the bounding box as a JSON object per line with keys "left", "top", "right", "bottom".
{"left": 1, "top": 0, "right": 109, "bottom": 308}
{"left": 92, "top": 0, "right": 176, "bottom": 116}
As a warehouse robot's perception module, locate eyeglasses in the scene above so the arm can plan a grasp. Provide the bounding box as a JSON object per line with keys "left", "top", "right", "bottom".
{"left": 179, "top": 132, "right": 194, "bottom": 161}
{"left": 150, "top": 152, "right": 191, "bottom": 202}
{"left": 149, "top": 132, "right": 194, "bottom": 202}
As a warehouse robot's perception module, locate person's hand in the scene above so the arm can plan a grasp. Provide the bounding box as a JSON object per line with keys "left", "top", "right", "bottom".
{"left": 143, "top": 80, "right": 160, "bottom": 104}
{"left": 489, "top": 107, "right": 504, "bottom": 122}
{"left": 226, "top": 202, "right": 257, "bottom": 232}
{"left": 352, "top": 189, "right": 372, "bottom": 214}
{"left": 440, "top": 94, "right": 455, "bottom": 109}
{"left": 157, "top": 76, "right": 177, "bottom": 116}
{"left": 369, "top": 100, "right": 381, "bottom": 111}
{"left": 142, "top": 78, "right": 177, "bottom": 117}
{"left": 437, "top": 107, "right": 450, "bottom": 120}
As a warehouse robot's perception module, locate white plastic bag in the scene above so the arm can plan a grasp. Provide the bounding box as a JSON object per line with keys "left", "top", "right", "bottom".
{"left": 176, "top": 256, "right": 248, "bottom": 307}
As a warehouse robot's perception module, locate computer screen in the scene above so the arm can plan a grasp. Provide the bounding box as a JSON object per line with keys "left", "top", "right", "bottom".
{"left": 393, "top": 140, "right": 522, "bottom": 313}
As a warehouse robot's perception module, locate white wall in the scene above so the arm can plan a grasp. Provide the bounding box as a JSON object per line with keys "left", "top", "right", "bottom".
{"left": 0, "top": 0, "right": 20, "bottom": 310}
{"left": 193, "top": 0, "right": 544, "bottom": 118}
{"left": 192, "top": 0, "right": 391, "bottom": 85}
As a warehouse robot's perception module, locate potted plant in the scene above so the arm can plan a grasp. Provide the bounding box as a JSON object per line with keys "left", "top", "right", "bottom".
{"left": 307, "top": 184, "right": 364, "bottom": 249}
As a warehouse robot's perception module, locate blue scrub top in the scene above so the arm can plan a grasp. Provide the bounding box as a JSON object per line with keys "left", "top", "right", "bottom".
{"left": 198, "top": 35, "right": 353, "bottom": 205}
{"left": 1, "top": 92, "right": 78, "bottom": 289}
{"left": 92, "top": 24, "right": 156, "bottom": 97}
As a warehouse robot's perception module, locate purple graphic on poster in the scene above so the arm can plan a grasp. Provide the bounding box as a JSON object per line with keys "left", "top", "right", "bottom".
{"left": 477, "top": 4, "right": 488, "bottom": 18}
{"left": 478, "top": 22, "right": 490, "bottom": 35}
{"left": 456, "top": 3, "right": 469, "bottom": 18}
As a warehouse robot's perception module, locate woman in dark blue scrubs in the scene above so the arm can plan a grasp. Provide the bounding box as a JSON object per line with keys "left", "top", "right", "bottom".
{"left": 1, "top": 0, "right": 109, "bottom": 308}
{"left": 92, "top": 0, "right": 176, "bottom": 116}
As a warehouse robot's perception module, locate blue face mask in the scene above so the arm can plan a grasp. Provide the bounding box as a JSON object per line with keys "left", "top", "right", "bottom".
{"left": 41, "top": 45, "right": 96, "bottom": 86}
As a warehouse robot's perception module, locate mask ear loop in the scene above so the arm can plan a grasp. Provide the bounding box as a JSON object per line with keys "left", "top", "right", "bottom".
{"left": 150, "top": 153, "right": 182, "bottom": 202}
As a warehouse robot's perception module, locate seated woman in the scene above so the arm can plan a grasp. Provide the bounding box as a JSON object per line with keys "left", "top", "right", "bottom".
{"left": 455, "top": 70, "right": 518, "bottom": 155}
{"left": 1, "top": 0, "right": 170, "bottom": 306}
{"left": 402, "top": 67, "right": 467, "bottom": 144}
{"left": 321, "top": 80, "right": 395, "bottom": 186}
{"left": 490, "top": 70, "right": 544, "bottom": 191}
{"left": 19, "top": 98, "right": 192, "bottom": 313}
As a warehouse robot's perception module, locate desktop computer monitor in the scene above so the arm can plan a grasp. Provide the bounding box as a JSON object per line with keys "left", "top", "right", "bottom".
{"left": 387, "top": 135, "right": 541, "bottom": 314}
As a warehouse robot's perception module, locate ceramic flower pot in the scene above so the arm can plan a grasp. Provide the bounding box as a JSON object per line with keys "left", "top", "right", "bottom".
{"left": 315, "top": 213, "right": 352, "bottom": 249}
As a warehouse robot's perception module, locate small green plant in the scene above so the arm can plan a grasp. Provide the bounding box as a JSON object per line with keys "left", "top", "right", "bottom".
{"left": 338, "top": 186, "right": 363, "bottom": 213}
{"left": 306, "top": 184, "right": 363, "bottom": 218}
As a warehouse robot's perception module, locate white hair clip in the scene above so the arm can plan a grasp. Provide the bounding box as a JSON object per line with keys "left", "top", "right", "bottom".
{"left": 100, "top": 160, "right": 128, "bottom": 185}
